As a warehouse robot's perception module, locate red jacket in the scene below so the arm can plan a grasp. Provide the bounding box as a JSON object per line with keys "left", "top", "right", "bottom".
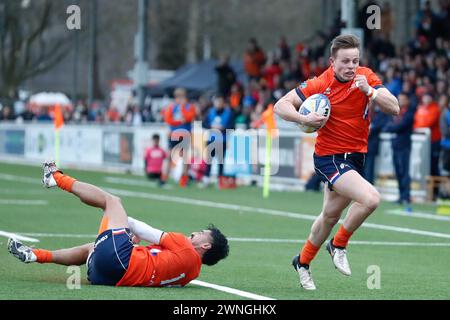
{"left": 413, "top": 102, "right": 442, "bottom": 143}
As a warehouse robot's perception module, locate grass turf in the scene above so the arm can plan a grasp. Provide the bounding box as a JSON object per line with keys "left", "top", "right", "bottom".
{"left": 0, "top": 162, "right": 449, "bottom": 300}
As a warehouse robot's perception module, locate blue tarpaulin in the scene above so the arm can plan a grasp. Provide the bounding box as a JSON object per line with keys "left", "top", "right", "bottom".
{"left": 147, "top": 59, "right": 245, "bottom": 98}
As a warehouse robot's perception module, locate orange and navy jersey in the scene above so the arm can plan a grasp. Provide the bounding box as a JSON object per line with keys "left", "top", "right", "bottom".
{"left": 164, "top": 103, "right": 196, "bottom": 132}
{"left": 296, "top": 66, "right": 383, "bottom": 156}
{"left": 116, "top": 232, "right": 202, "bottom": 287}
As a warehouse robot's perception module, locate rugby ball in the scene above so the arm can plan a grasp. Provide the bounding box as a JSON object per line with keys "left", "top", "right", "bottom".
{"left": 298, "top": 94, "right": 331, "bottom": 133}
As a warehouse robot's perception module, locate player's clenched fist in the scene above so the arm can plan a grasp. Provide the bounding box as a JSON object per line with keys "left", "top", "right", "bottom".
{"left": 354, "top": 75, "right": 370, "bottom": 94}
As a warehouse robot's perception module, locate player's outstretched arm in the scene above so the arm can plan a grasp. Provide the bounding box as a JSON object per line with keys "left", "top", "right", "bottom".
{"left": 127, "top": 217, "right": 165, "bottom": 245}
{"left": 274, "top": 89, "right": 326, "bottom": 128}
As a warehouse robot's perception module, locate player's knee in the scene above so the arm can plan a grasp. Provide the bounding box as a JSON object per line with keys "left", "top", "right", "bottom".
{"left": 363, "top": 190, "right": 380, "bottom": 212}
{"left": 105, "top": 194, "right": 122, "bottom": 206}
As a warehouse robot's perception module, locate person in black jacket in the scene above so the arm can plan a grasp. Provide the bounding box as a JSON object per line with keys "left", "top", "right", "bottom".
{"left": 383, "top": 92, "right": 417, "bottom": 205}
{"left": 215, "top": 54, "right": 236, "bottom": 98}
{"left": 364, "top": 105, "right": 390, "bottom": 184}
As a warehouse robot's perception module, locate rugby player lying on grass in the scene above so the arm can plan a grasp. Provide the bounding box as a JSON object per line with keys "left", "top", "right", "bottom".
{"left": 7, "top": 161, "right": 229, "bottom": 287}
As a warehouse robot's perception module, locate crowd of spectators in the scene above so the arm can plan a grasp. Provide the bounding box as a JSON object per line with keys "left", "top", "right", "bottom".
{"left": 1, "top": 0, "right": 450, "bottom": 196}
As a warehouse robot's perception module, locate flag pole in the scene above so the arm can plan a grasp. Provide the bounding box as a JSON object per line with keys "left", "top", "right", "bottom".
{"left": 55, "top": 129, "right": 60, "bottom": 167}
{"left": 263, "top": 130, "right": 272, "bottom": 198}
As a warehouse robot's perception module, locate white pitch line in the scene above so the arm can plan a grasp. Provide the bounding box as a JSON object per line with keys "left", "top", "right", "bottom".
{"left": 3, "top": 172, "right": 450, "bottom": 240}
{"left": 0, "top": 199, "right": 48, "bottom": 205}
{"left": 104, "top": 176, "right": 173, "bottom": 189}
{"left": 228, "top": 237, "right": 450, "bottom": 247}
{"left": 0, "top": 231, "right": 40, "bottom": 242}
{"left": 0, "top": 189, "right": 46, "bottom": 195}
{"left": 0, "top": 173, "right": 37, "bottom": 184}
{"left": 15, "top": 232, "right": 450, "bottom": 247}
{"left": 103, "top": 187, "right": 450, "bottom": 240}
{"left": 191, "top": 280, "right": 275, "bottom": 300}
{"left": 21, "top": 232, "right": 96, "bottom": 238}
{"left": 386, "top": 209, "right": 450, "bottom": 222}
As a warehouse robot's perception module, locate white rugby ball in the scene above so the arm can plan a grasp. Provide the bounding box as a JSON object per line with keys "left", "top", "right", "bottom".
{"left": 298, "top": 93, "right": 331, "bottom": 133}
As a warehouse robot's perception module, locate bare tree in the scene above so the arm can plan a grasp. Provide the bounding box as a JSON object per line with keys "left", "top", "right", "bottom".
{"left": 0, "top": 0, "right": 71, "bottom": 98}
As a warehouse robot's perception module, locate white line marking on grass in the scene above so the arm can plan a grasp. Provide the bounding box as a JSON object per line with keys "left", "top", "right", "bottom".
{"left": 191, "top": 280, "right": 275, "bottom": 300}
{"left": 229, "top": 237, "right": 450, "bottom": 247}
{"left": 4, "top": 173, "right": 450, "bottom": 240}
{"left": 103, "top": 187, "right": 450, "bottom": 240}
{"left": 11, "top": 232, "right": 450, "bottom": 247}
{"left": 104, "top": 176, "right": 173, "bottom": 189}
{"left": 21, "top": 232, "right": 96, "bottom": 239}
{"left": 0, "top": 199, "right": 47, "bottom": 205}
{"left": 0, "top": 173, "right": 37, "bottom": 184}
{"left": 0, "top": 189, "right": 45, "bottom": 195}
{"left": 0, "top": 231, "right": 40, "bottom": 242}
{"left": 386, "top": 209, "right": 450, "bottom": 222}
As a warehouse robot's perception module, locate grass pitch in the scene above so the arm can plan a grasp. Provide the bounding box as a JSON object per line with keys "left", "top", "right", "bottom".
{"left": 0, "top": 162, "right": 449, "bottom": 300}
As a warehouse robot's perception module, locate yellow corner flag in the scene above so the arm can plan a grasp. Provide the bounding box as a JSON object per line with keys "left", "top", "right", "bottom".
{"left": 54, "top": 104, "right": 64, "bottom": 130}
{"left": 261, "top": 104, "right": 277, "bottom": 198}
{"left": 261, "top": 104, "right": 278, "bottom": 137}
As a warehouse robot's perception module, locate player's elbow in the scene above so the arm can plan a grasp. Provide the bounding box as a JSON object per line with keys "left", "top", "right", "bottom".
{"left": 105, "top": 194, "right": 122, "bottom": 206}
{"left": 273, "top": 100, "right": 282, "bottom": 116}
{"left": 274, "top": 99, "right": 289, "bottom": 118}
{"left": 391, "top": 99, "right": 400, "bottom": 116}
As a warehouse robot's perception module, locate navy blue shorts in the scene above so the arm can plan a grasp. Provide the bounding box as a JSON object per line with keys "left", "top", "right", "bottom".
{"left": 87, "top": 228, "right": 133, "bottom": 286}
{"left": 314, "top": 152, "right": 366, "bottom": 191}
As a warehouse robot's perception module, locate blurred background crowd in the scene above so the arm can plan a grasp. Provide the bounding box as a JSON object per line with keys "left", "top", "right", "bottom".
{"left": 1, "top": 0, "right": 450, "bottom": 199}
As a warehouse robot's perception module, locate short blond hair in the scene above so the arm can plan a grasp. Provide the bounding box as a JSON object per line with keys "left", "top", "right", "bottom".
{"left": 330, "top": 34, "right": 360, "bottom": 58}
{"left": 174, "top": 87, "right": 187, "bottom": 97}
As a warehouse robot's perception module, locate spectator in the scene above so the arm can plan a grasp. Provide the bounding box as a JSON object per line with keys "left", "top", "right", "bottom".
{"left": 384, "top": 93, "right": 416, "bottom": 206}
{"left": 263, "top": 56, "right": 282, "bottom": 91}
{"left": 305, "top": 173, "right": 322, "bottom": 192}
{"left": 18, "top": 104, "right": 36, "bottom": 122}
{"left": 215, "top": 54, "right": 236, "bottom": 98}
{"left": 243, "top": 38, "right": 266, "bottom": 81}
{"left": 380, "top": 2, "right": 394, "bottom": 40}
{"left": 163, "top": 87, "right": 196, "bottom": 187}
{"left": 440, "top": 99, "right": 450, "bottom": 198}
{"left": 144, "top": 134, "right": 167, "bottom": 186}
{"left": 72, "top": 100, "right": 88, "bottom": 123}
{"left": 36, "top": 106, "right": 51, "bottom": 122}
{"left": 385, "top": 67, "right": 403, "bottom": 98}
{"left": 229, "top": 83, "right": 243, "bottom": 111}
{"left": 278, "top": 36, "right": 291, "bottom": 63}
{"left": 364, "top": 105, "right": 390, "bottom": 185}
{"left": 202, "top": 94, "right": 234, "bottom": 188}
{"left": 359, "top": 0, "right": 379, "bottom": 46}
{"left": 414, "top": 93, "right": 442, "bottom": 179}
{"left": 189, "top": 150, "right": 207, "bottom": 184}
{"left": 131, "top": 105, "right": 143, "bottom": 126}
{"left": 106, "top": 106, "right": 121, "bottom": 123}
{"left": 0, "top": 105, "right": 15, "bottom": 121}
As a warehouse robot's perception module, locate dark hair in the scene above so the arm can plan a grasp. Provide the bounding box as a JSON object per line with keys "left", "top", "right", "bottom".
{"left": 152, "top": 134, "right": 160, "bottom": 140}
{"left": 202, "top": 224, "right": 229, "bottom": 266}
{"left": 330, "top": 34, "right": 360, "bottom": 58}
